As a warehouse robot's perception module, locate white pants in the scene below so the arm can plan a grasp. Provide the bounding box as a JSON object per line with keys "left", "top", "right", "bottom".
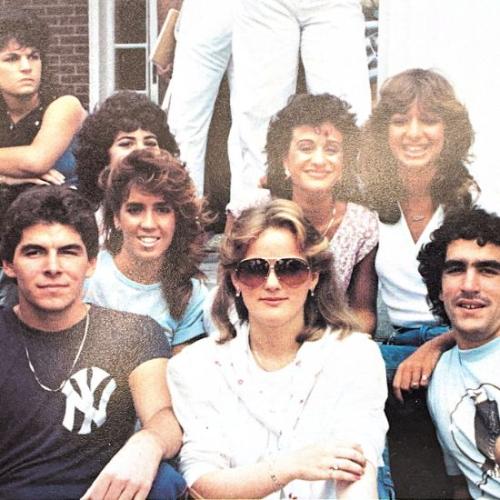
{"left": 231, "top": 0, "right": 371, "bottom": 203}
{"left": 165, "top": 0, "right": 237, "bottom": 196}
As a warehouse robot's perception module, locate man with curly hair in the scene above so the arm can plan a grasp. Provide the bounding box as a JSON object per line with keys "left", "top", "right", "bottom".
{"left": 418, "top": 208, "right": 500, "bottom": 499}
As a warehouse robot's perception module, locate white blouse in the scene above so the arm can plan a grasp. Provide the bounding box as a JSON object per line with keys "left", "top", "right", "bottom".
{"left": 375, "top": 206, "right": 444, "bottom": 327}
{"left": 168, "top": 324, "right": 388, "bottom": 499}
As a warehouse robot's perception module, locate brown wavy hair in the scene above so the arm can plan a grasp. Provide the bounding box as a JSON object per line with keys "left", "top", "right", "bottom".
{"left": 266, "top": 93, "right": 362, "bottom": 202}
{"left": 361, "top": 68, "right": 478, "bottom": 223}
{"left": 0, "top": 10, "right": 60, "bottom": 111}
{"left": 212, "top": 199, "right": 358, "bottom": 343}
{"left": 100, "top": 149, "right": 210, "bottom": 319}
{"left": 76, "top": 91, "right": 178, "bottom": 206}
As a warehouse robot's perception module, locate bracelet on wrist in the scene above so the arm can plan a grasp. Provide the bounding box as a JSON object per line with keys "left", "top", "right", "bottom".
{"left": 268, "top": 457, "right": 286, "bottom": 491}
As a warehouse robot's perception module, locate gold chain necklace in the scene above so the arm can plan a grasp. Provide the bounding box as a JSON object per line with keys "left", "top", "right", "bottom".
{"left": 21, "top": 313, "right": 90, "bottom": 393}
{"left": 320, "top": 206, "right": 338, "bottom": 238}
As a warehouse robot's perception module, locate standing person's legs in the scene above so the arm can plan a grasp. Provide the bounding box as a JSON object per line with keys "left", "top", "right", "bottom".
{"left": 299, "top": 0, "right": 371, "bottom": 125}
{"left": 166, "top": 0, "right": 233, "bottom": 195}
{"left": 231, "top": 0, "right": 300, "bottom": 209}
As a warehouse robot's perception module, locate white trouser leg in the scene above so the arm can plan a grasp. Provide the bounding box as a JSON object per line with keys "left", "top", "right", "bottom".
{"left": 300, "top": 0, "right": 371, "bottom": 125}
{"left": 166, "top": 0, "right": 234, "bottom": 195}
{"left": 231, "top": 0, "right": 300, "bottom": 207}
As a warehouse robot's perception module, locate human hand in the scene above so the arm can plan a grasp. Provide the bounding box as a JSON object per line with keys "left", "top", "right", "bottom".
{"left": 277, "top": 441, "right": 367, "bottom": 485}
{"left": 81, "top": 429, "right": 163, "bottom": 500}
{"left": 38, "top": 168, "right": 66, "bottom": 185}
{"left": 393, "top": 340, "right": 442, "bottom": 402}
{"left": 0, "top": 169, "right": 64, "bottom": 186}
{"left": 155, "top": 62, "right": 174, "bottom": 81}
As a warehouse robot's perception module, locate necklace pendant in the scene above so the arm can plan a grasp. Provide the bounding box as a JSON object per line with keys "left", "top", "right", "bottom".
{"left": 411, "top": 214, "right": 426, "bottom": 222}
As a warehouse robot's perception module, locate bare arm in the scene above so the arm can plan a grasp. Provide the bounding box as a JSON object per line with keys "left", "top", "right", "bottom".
{"left": 0, "top": 95, "right": 86, "bottom": 177}
{"left": 0, "top": 169, "right": 65, "bottom": 186}
{"left": 82, "top": 358, "right": 182, "bottom": 500}
{"left": 192, "top": 441, "right": 368, "bottom": 499}
{"left": 393, "top": 330, "right": 455, "bottom": 402}
{"left": 347, "top": 247, "right": 378, "bottom": 335}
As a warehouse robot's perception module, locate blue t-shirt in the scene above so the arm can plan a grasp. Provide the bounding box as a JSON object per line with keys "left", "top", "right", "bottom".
{"left": 84, "top": 250, "right": 207, "bottom": 346}
{"left": 428, "top": 337, "right": 500, "bottom": 499}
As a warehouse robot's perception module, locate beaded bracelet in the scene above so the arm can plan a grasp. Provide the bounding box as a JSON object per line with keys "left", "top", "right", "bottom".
{"left": 267, "top": 457, "right": 286, "bottom": 491}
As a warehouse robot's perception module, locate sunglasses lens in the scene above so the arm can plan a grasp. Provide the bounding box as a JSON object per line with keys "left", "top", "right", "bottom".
{"left": 236, "top": 258, "right": 269, "bottom": 288}
{"left": 275, "top": 258, "right": 310, "bottom": 287}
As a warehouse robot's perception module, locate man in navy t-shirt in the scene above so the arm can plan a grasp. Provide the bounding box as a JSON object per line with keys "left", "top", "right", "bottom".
{"left": 0, "top": 186, "right": 186, "bottom": 499}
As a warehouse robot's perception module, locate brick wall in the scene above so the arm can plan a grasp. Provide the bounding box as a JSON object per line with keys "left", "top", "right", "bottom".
{"left": 1, "top": 0, "right": 90, "bottom": 108}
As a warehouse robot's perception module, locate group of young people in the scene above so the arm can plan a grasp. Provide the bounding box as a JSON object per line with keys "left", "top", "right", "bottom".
{"left": 0, "top": 7, "right": 499, "bottom": 500}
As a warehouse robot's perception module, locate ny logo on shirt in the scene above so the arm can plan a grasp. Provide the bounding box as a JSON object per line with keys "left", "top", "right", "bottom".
{"left": 61, "top": 367, "right": 117, "bottom": 434}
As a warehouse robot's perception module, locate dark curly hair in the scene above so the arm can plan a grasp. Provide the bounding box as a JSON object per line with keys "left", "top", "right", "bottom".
{"left": 266, "top": 93, "right": 361, "bottom": 201}
{"left": 0, "top": 10, "right": 58, "bottom": 110}
{"left": 212, "top": 199, "right": 358, "bottom": 343}
{"left": 0, "top": 185, "right": 98, "bottom": 263}
{"left": 100, "top": 149, "right": 209, "bottom": 320}
{"left": 76, "top": 91, "right": 178, "bottom": 206}
{"left": 361, "top": 69, "right": 478, "bottom": 223}
{"left": 417, "top": 208, "right": 500, "bottom": 325}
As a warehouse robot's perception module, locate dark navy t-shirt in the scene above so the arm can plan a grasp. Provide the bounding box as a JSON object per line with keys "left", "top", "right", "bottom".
{"left": 0, "top": 306, "right": 170, "bottom": 499}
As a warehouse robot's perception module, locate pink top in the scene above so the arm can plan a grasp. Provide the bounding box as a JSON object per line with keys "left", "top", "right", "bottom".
{"left": 330, "top": 202, "right": 378, "bottom": 294}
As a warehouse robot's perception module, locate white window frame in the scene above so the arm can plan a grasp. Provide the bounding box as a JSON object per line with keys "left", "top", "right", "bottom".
{"left": 88, "top": 0, "right": 158, "bottom": 109}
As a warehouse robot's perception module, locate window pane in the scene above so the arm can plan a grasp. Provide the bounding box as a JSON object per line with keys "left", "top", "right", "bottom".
{"left": 115, "top": 48, "right": 146, "bottom": 90}
{"left": 115, "top": 0, "right": 146, "bottom": 44}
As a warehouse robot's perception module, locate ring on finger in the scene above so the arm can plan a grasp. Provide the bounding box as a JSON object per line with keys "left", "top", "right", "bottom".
{"left": 330, "top": 462, "right": 340, "bottom": 471}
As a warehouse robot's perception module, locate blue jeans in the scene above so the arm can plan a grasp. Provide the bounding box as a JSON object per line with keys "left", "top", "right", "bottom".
{"left": 377, "top": 444, "right": 396, "bottom": 500}
{"left": 379, "top": 325, "right": 449, "bottom": 383}
{"left": 148, "top": 461, "right": 187, "bottom": 499}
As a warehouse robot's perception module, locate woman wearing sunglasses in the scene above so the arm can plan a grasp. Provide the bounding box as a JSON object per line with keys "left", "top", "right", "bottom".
{"left": 265, "top": 93, "right": 377, "bottom": 335}
{"left": 168, "top": 199, "right": 387, "bottom": 499}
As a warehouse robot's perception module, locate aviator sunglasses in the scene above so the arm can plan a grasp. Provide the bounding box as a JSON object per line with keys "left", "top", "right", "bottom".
{"left": 235, "top": 257, "right": 311, "bottom": 288}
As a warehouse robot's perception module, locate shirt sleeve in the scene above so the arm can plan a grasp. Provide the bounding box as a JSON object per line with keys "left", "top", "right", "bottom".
{"left": 168, "top": 342, "right": 231, "bottom": 486}
{"left": 354, "top": 207, "right": 379, "bottom": 264}
{"left": 94, "top": 307, "right": 171, "bottom": 369}
{"left": 328, "top": 335, "right": 388, "bottom": 468}
{"left": 172, "top": 279, "right": 208, "bottom": 346}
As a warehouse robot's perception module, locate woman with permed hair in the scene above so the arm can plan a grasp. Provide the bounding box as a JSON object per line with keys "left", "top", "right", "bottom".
{"left": 76, "top": 90, "right": 178, "bottom": 207}
{"left": 361, "top": 68, "right": 480, "bottom": 498}
{"left": 362, "top": 68, "right": 478, "bottom": 384}
{"left": 265, "top": 93, "right": 378, "bottom": 335}
{"left": 84, "top": 148, "right": 209, "bottom": 353}
{"left": 168, "top": 199, "right": 387, "bottom": 499}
